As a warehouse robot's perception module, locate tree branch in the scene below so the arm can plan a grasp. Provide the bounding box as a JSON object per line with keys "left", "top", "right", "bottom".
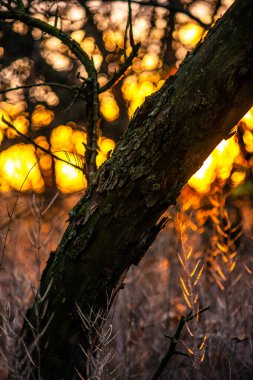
{"left": 0, "top": 8, "right": 96, "bottom": 78}
{"left": 0, "top": 82, "right": 84, "bottom": 96}
{"left": 150, "top": 306, "right": 210, "bottom": 380}
{"left": 99, "top": 42, "right": 140, "bottom": 93}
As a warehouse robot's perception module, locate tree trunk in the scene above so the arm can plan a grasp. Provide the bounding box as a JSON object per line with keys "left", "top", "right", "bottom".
{"left": 19, "top": 1, "right": 253, "bottom": 378}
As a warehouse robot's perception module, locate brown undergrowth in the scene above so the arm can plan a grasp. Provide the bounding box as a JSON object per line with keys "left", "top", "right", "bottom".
{"left": 0, "top": 189, "right": 252, "bottom": 379}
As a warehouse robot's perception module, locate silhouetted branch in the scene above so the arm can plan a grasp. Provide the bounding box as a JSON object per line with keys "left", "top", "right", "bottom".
{"left": 0, "top": 8, "right": 96, "bottom": 78}
{"left": 86, "top": 73, "right": 100, "bottom": 180}
{"left": 99, "top": 42, "right": 140, "bottom": 93}
{"left": 150, "top": 306, "right": 210, "bottom": 380}
{"left": 0, "top": 82, "right": 84, "bottom": 97}
{"left": 2, "top": 117, "right": 84, "bottom": 172}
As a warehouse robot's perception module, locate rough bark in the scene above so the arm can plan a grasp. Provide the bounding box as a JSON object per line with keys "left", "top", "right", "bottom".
{"left": 19, "top": 1, "right": 253, "bottom": 379}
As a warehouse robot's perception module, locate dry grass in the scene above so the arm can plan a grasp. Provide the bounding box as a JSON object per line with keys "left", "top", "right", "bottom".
{"left": 0, "top": 190, "right": 252, "bottom": 379}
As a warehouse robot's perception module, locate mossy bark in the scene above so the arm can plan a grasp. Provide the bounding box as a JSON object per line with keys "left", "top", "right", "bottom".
{"left": 19, "top": 1, "right": 253, "bottom": 379}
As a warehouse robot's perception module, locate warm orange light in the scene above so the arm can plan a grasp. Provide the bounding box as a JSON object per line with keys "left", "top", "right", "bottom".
{"left": 0, "top": 101, "right": 26, "bottom": 118}
{"left": 242, "top": 107, "right": 253, "bottom": 130}
{"left": 0, "top": 144, "right": 44, "bottom": 192}
{"left": 243, "top": 129, "right": 253, "bottom": 153}
{"left": 54, "top": 152, "right": 87, "bottom": 193}
{"left": 189, "top": 136, "right": 240, "bottom": 193}
{"left": 231, "top": 171, "right": 246, "bottom": 186}
{"left": 71, "top": 130, "right": 87, "bottom": 156}
{"left": 96, "top": 152, "right": 107, "bottom": 168}
{"left": 98, "top": 137, "right": 116, "bottom": 155}
{"left": 7, "top": 115, "right": 29, "bottom": 138}
{"left": 71, "top": 30, "right": 85, "bottom": 43}
{"left": 0, "top": 109, "right": 11, "bottom": 129}
{"left": 100, "top": 94, "right": 119, "bottom": 122}
{"left": 177, "top": 23, "right": 203, "bottom": 47}
{"left": 142, "top": 53, "right": 159, "bottom": 71}
{"left": 31, "top": 105, "right": 54, "bottom": 129}
{"left": 0, "top": 129, "right": 4, "bottom": 145}
{"left": 50, "top": 125, "right": 73, "bottom": 151}
{"left": 81, "top": 37, "right": 95, "bottom": 55}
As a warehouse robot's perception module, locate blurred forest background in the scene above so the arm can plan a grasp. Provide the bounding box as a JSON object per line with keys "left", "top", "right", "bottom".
{"left": 0, "top": 0, "right": 252, "bottom": 379}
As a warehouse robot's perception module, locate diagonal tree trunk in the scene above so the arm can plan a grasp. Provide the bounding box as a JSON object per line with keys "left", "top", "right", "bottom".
{"left": 18, "top": 1, "right": 253, "bottom": 378}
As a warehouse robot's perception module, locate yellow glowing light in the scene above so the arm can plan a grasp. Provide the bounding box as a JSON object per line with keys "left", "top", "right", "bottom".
{"left": 31, "top": 105, "right": 54, "bottom": 129}
{"left": 0, "top": 144, "right": 44, "bottom": 192}
{"left": 231, "top": 171, "right": 246, "bottom": 186}
{"left": 142, "top": 53, "right": 159, "bottom": 71}
{"left": 243, "top": 129, "right": 253, "bottom": 152}
{"left": 98, "top": 137, "right": 116, "bottom": 156}
{"left": 129, "top": 97, "right": 145, "bottom": 117}
{"left": 122, "top": 76, "right": 138, "bottom": 101}
{"left": 7, "top": 115, "right": 29, "bottom": 138}
{"left": 81, "top": 37, "right": 95, "bottom": 55}
{"left": 0, "top": 109, "right": 11, "bottom": 129}
{"left": 35, "top": 136, "right": 52, "bottom": 172}
{"left": 100, "top": 95, "right": 119, "bottom": 122}
{"left": 242, "top": 107, "right": 253, "bottom": 130}
{"left": 54, "top": 152, "right": 87, "bottom": 193}
{"left": 50, "top": 125, "right": 74, "bottom": 151}
{"left": 0, "top": 129, "right": 4, "bottom": 145}
{"left": 0, "top": 101, "right": 26, "bottom": 118}
{"left": 96, "top": 152, "right": 107, "bottom": 168}
{"left": 157, "top": 80, "right": 165, "bottom": 90}
{"left": 93, "top": 53, "right": 103, "bottom": 70}
{"left": 71, "top": 130, "right": 87, "bottom": 156}
{"left": 189, "top": 156, "right": 215, "bottom": 194}
{"left": 71, "top": 30, "right": 85, "bottom": 43}
{"left": 189, "top": 136, "right": 240, "bottom": 193}
{"left": 139, "top": 81, "right": 155, "bottom": 97}
{"left": 177, "top": 23, "right": 203, "bottom": 47}
{"left": 122, "top": 69, "right": 163, "bottom": 117}
{"left": 103, "top": 29, "right": 124, "bottom": 51}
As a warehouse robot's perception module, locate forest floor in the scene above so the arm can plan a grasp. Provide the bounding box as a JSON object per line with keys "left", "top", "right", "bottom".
{"left": 0, "top": 189, "right": 252, "bottom": 379}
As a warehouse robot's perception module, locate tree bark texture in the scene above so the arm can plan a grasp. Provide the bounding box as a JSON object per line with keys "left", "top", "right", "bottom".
{"left": 19, "top": 1, "right": 253, "bottom": 378}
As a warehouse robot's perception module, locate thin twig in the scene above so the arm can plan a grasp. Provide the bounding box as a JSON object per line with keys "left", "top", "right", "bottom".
{"left": 99, "top": 42, "right": 140, "bottom": 93}
{"left": 0, "top": 82, "right": 84, "bottom": 97}
{"left": 150, "top": 306, "right": 210, "bottom": 380}
{"left": 2, "top": 117, "right": 84, "bottom": 172}
{"left": 88, "top": 71, "right": 99, "bottom": 180}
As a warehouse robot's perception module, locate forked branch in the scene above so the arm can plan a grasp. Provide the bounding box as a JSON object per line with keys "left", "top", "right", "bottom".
{"left": 150, "top": 306, "right": 210, "bottom": 380}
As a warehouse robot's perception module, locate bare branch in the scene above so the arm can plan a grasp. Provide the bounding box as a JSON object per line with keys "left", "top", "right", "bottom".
{"left": 0, "top": 8, "right": 96, "bottom": 78}
{"left": 150, "top": 306, "right": 210, "bottom": 380}
{"left": 99, "top": 42, "right": 140, "bottom": 93}
{"left": 0, "top": 82, "right": 84, "bottom": 97}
